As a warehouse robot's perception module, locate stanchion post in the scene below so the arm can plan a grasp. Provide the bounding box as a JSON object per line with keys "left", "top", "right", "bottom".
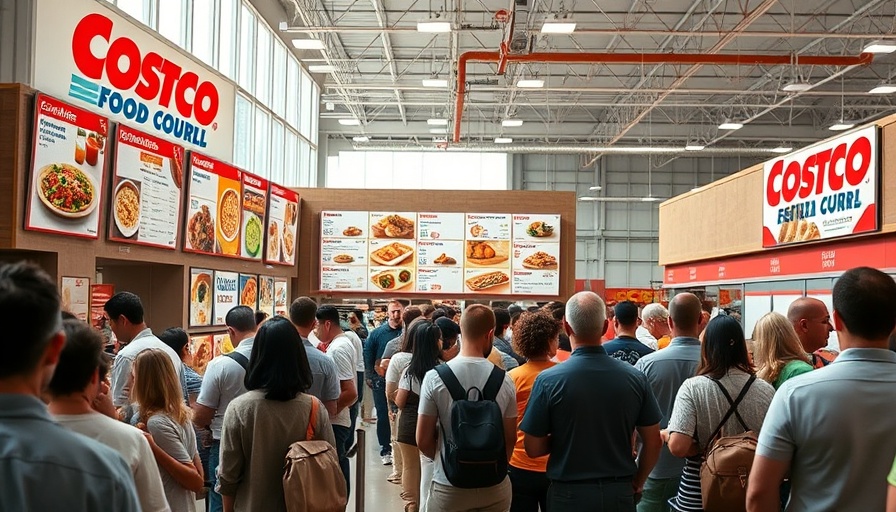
{"left": 355, "top": 428, "right": 365, "bottom": 512}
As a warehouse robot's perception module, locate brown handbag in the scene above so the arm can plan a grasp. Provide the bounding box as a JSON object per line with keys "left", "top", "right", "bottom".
{"left": 283, "top": 397, "right": 348, "bottom": 512}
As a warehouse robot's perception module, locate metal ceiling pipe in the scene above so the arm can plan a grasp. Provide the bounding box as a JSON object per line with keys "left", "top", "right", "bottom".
{"left": 355, "top": 143, "right": 786, "bottom": 155}
{"left": 452, "top": 51, "right": 874, "bottom": 142}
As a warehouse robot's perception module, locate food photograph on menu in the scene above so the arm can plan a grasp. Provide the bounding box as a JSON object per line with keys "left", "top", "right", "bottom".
{"left": 190, "top": 335, "right": 213, "bottom": 375}
{"left": 513, "top": 214, "right": 561, "bottom": 241}
{"left": 189, "top": 268, "right": 213, "bottom": 327}
{"left": 184, "top": 153, "right": 242, "bottom": 257}
{"left": 239, "top": 274, "right": 258, "bottom": 309}
{"left": 240, "top": 173, "right": 268, "bottom": 260}
{"left": 266, "top": 184, "right": 300, "bottom": 265}
{"left": 274, "top": 279, "right": 288, "bottom": 317}
{"left": 213, "top": 271, "right": 239, "bottom": 325}
{"left": 27, "top": 94, "right": 109, "bottom": 238}
{"left": 370, "top": 212, "right": 416, "bottom": 239}
{"left": 258, "top": 276, "right": 275, "bottom": 318}
{"left": 109, "top": 125, "right": 184, "bottom": 248}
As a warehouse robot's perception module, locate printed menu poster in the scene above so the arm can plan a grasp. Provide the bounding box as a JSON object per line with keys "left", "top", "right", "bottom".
{"left": 108, "top": 125, "right": 184, "bottom": 248}
{"left": 27, "top": 94, "right": 109, "bottom": 238}
{"left": 416, "top": 213, "right": 464, "bottom": 293}
{"left": 90, "top": 284, "right": 114, "bottom": 337}
{"left": 240, "top": 172, "right": 268, "bottom": 260}
{"left": 184, "top": 152, "right": 242, "bottom": 257}
{"left": 213, "top": 271, "right": 239, "bottom": 325}
{"left": 320, "top": 211, "right": 371, "bottom": 292}
{"left": 258, "top": 275, "right": 275, "bottom": 318}
{"left": 190, "top": 335, "right": 213, "bottom": 375}
{"left": 189, "top": 268, "right": 213, "bottom": 327}
{"left": 464, "top": 214, "right": 512, "bottom": 295}
{"left": 239, "top": 273, "right": 258, "bottom": 309}
{"left": 511, "top": 214, "right": 560, "bottom": 295}
{"left": 266, "top": 184, "right": 300, "bottom": 265}
{"left": 274, "top": 278, "right": 288, "bottom": 317}
{"left": 61, "top": 277, "right": 90, "bottom": 321}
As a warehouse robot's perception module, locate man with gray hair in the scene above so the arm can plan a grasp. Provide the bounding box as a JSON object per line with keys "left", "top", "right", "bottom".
{"left": 521, "top": 291, "right": 663, "bottom": 511}
{"left": 637, "top": 303, "right": 672, "bottom": 350}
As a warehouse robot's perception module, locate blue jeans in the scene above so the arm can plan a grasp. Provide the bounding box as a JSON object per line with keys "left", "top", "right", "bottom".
{"left": 372, "top": 379, "right": 391, "bottom": 455}
{"left": 637, "top": 476, "right": 680, "bottom": 512}
{"left": 208, "top": 440, "right": 222, "bottom": 512}
{"left": 333, "top": 424, "right": 353, "bottom": 496}
{"left": 548, "top": 479, "right": 635, "bottom": 512}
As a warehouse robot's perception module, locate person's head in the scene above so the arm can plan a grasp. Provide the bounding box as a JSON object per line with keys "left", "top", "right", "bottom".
{"left": 226, "top": 305, "right": 257, "bottom": 343}
{"left": 132, "top": 349, "right": 189, "bottom": 425}
{"left": 420, "top": 304, "right": 436, "bottom": 319}
{"left": 103, "top": 292, "right": 146, "bottom": 344}
{"left": 508, "top": 304, "right": 523, "bottom": 316}
{"left": 0, "top": 262, "right": 66, "bottom": 394}
{"left": 832, "top": 267, "right": 896, "bottom": 348}
{"left": 439, "top": 305, "right": 457, "bottom": 323}
{"left": 158, "top": 327, "right": 191, "bottom": 364}
{"left": 246, "top": 316, "right": 312, "bottom": 401}
{"left": 564, "top": 292, "right": 608, "bottom": 346}
{"left": 697, "top": 315, "right": 752, "bottom": 379}
{"left": 289, "top": 296, "right": 318, "bottom": 334}
{"left": 348, "top": 308, "right": 365, "bottom": 326}
{"left": 431, "top": 309, "right": 447, "bottom": 322}
{"left": 61, "top": 311, "right": 78, "bottom": 321}
{"left": 460, "top": 304, "right": 496, "bottom": 357}
{"left": 543, "top": 301, "right": 565, "bottom": 323}
{"left": 255, "top": 310, "right": 269, "bottom": 327}
{"left": 48, "top": 319, "right": 106, "bottom": 399}
{"left": 669, "top": 292, "right": 703, "bottom": 338}
{"left": 752, "top": 312, "right": 806, "bottom": 383}
{"left": 613, "top": 301, "right": 641, "bottom": 335}
{"left": 402, "top": 306, "right": 423, "bottom": 329}
{"left": 387, "top": 300, "right": 405, "bottom": 328}
{"left": 513, "top": 311, "right": 561, "bottom": 360}
{"left": 435, "top": 317, "right": 460, "bottom": 361}
{"left": 493, "top": 307, "right": 511, "bottom": 337}
{"left": 787, "top": 297, "right": 833, "bottom": 353}
{"left": 314, "top": 305, "right": 343, "bottom": 345}
{"left": 641, "top": 303, "right": 671, "bottom": 339}
{"left": 400, "top": 317, "right": 428, "bottom": 353}
{"left": 407, "top": 320, "right": 442, "bottom": 382}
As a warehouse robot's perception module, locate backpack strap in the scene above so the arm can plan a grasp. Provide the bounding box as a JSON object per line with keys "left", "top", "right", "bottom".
{"left": 306, "top": 396, "right": 319, "bottom": 441}
{"left": 435, "top": 364, "right": 466, "bottom": 402}
{"left": 225, "top": 351, "right": 249, "bottom": 371}
{"left": 481, "top": 366, "right": 506, "bottom": 402}
{"left": 706, "top": 375, "right": 755, "bottom": 449}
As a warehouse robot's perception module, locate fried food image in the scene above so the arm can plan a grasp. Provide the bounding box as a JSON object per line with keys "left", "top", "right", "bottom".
{"left": 285, "top": 202, "right": 298, "bottom": 225}
{"left": 803, "top": 222, "right": 821, "bottom": 241}
{"left": 268, "top": 222, "right": 280, "bottom": 260}
{"left": 522, "top": 251, "right": 558, "bottom": 269}
{"left": 469, "top": 241, "right": 496, "bottom": 259}
{"left": 777, "top": 221, "right": 796, "bottom": 244}
{"left": 343, "top": 226, "right": 363, "bottom": 237}
{"left": 433, "top": 253, "right": 457, "bottom": 265}
{"left": 333, "top": 254, "right": 354, "bottom": 263}
{"left": 241, "top": 277, "right": 258, "bottom": 307}
{"left": 469, "top": 224, "right": 485, "bottom": 237}
{"left": 466, "top": 242, "right": 509, "bottom": 266}
{"left": 778, "top": 219, "right": 821, "bottom": 244}
{"left": 370, "top": 242, "right": 414, "bottom": 266}
{"left": 465, "top": 271, "right": 510, "bottom": 292}
{"left": 282, "top": 229, "right": 295, "bottom": 260}
{"left": 188, "top": 206, "right": 215, "bottom": 252}
{"left": 372, "top": 215, "right": 415, "bottom": 238}
{"left": 243, "top": 190, "right": 266, "bottom": 215}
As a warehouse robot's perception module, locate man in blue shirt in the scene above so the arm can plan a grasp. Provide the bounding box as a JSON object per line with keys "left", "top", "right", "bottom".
{"left": 363, "top": 299, "right": 404, "bottom": 464}
{"left": 603, "top": 301, "right": 654, "bottom": 365}
{"left": 0, "top": 262, "right": 139, "bottom": 511}
{"left": 521, "top": 291, "right": 663, "bottom": 511}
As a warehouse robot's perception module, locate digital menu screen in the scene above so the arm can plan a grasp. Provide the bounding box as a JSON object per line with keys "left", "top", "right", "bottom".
{"left": 265, "top": 184, "right": 300, "bottom": 266}
{"left": 26, "top": 93, "right": 109, "bottom": 238}
{"left": 109, "top": 125, "right": 184, "bottom": 248}
{"left": 184, "top": 152, "right": 243, "bottom": 257}
{"left": 240, "top": 172, "right": 268, "bottom": 261}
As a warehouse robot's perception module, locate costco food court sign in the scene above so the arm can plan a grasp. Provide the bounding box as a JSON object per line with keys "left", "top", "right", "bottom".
{"left": 32, "top": 0, "right": 236, "bottom": 160}
{"left": 762, "top": 125, "right": 879, "bottom": 248}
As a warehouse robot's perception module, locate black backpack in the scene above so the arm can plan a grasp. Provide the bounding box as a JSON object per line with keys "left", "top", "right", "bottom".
{"left": 434, "top": 363, "right": 508, "bottom": 489}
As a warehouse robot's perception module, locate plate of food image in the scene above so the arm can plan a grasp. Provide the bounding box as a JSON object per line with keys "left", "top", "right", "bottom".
{"left": 521, "top": 251, "right": 558, "bottom": 270}
{"left": 343, "top": 226, "right": 363, "bottom": 237}
{"left": 187, "top": 205, "right": 215, "bottom": 252}
{"left": 268, "top": 221, "right": 280, "bottom": 260}
{"left": 372, "top": 215, "right": 415, "bottom": 239}
{"left": 465, "top": 271, "right": 510, "bottom": 292}
{"left": 241, "top": 277, "right": 258, "bottom": 307}
{"left": 526, "top": 221, "right": 555, "bottom": 238}
{"left": 190, "top": 273, "right": 212, "bottom": 325}
{"left": 243, "top": 213, "right": 263, "bottom": 257}
{"left": 370, "top": 268, "right": 414, "bottom": 291}
{"left": 36, "top": 163, "right": 98, "bottom": 218}
{"left": 113, "top": 180, "right": 140, "bottom": 238}
{"left": 370, "top": 242, "right": 414, "bottom": 266}
{"left": 218, "top": 188, "right": 240, "bottom": 242}
{"left": 466, "top": 241, "right": 510, "bottom": 266}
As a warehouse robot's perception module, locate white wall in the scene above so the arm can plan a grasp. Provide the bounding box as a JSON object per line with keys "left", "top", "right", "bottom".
{"left": 0, "top": 0, "right": 33, "bottom": 83}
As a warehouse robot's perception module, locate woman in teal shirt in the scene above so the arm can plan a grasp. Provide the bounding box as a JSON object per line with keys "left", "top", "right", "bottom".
{"left": 753, "top": 312, "right": 814, "bottom": 389}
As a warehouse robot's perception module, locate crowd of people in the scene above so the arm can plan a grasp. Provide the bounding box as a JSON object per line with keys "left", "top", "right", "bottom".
{"left": 3, "top": 260, "right": 896, "bottom": 512}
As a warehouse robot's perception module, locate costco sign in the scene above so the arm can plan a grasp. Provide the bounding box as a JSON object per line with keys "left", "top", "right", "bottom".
{"left": 762, "top": 125, "right": 879, "bottom": 248}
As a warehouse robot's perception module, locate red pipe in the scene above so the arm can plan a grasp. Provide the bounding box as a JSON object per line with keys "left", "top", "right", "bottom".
{"left": 452, "top": 51, "right": 874, "bottom": 143}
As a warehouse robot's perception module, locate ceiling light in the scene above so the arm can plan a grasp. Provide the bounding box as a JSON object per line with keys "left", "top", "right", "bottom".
{"left": 540, "top": 20, "right": 577, "bottom": 34}
{"left": 338, "top": 118, "right": 361, "bottom": 126}
{"left": 432, "top": 136, "right": 448, "bottom": 143}
{"left": 863, "top": 41, "right": 896, "bottom": 54}
{"left": 685, "top": 144, "right": 705, "bottom": 151}
{"left": 641, "top": 196, "right": 661, "bottom": 202}
{"left": 771, "top": 146, "right": 793, "bottom": 154}
{"left": 589, "top": 186, "right": 602, "bottom": 191}
{"left": 578, "top": 196, "right": 667, "bottom": 202}
{"left": 502, "top": 119, "right": 524, "bottom": 127}
{"left": 292, "top": 39, "right": 326, "bottom": 50}
{"left": 718, "top": 122, "right": 744, "bottom": 130}
{"left": 494, "top": 137, "right": 513, "bottom": 144}
{"left": 427, "top": 119, "right": 448, "bottom": 126}
{"left": 781, "top": 81, "right": 813, "bottom": 93}
{"left": 869, "top": 85, "right": 896, "bottom": 94}
{"left": 829, "top": 122, "right": 855, "bottom": 131}
{"left": 429, "top": 128, "right": 447, "bottom": 134}
{"left": 308, "top": 64, "right": 337, "bottom": 73}
{"left": 353, "top": 136, "right": 369, "bottom": 142}
{"left": 578, "top": 197, "right": 598, "bottom": 201}
{"left": 422, "top": 78, "right": 448, "bottom": 88}
{"left": 516, "top": 79, "right": 544, "bottom": 88}
{"left": 417, "top": 20, "right": 452, "bottom": 33}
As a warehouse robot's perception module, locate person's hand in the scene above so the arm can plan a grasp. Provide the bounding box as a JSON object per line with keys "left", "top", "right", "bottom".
{"left": 660, "top": 429, "right": 670, "bottom": 445}
{"left": 91, "top": 386, "right": 117, "bottom": 419}
{"left": 136, "top": 422, "right": 157, "bottom": 448}
{"left": 365, "top": 378, "right": 373, "bottom": 389}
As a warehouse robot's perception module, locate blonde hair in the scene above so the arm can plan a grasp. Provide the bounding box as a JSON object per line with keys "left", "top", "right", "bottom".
{"left": 132, "top": 349, "right": 190, "bottom": 426}
{"left": 752, "top": 312, "right": 808, "bottom": 384}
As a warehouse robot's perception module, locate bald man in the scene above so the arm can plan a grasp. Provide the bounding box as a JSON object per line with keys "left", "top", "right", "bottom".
{"left": 787, "top": 297, "right": 836, "bottom": 368}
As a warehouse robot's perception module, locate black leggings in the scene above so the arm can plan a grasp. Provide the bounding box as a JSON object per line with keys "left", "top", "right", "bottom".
{"left": 509, "top": 465, "right": 550, "bottom": 512}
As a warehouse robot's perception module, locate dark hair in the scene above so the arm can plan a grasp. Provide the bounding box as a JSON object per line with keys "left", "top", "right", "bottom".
{"left": 289, "top": 297, "right": 317, "bottom": 327}
{"left": 697, "top": 315, "right": 753, "bottom": 379}
{"left": 48, "top": 319, "right": 105, "bottom": 396}
{"left": 315, "top": 304, "right": 341, "bottom": 324}
{"left": 614, "top": 301, "right": 640, "bottom": 326}
{"left": 226, "top": 305, "right": 257, "bottom": 332}
{"left": 508, "top": 304, "right": 523, "bottom": 316}
{"left": 400, "top": 317, "right": 428, "bottom": 353}
{"left": 435, "top": 317, "right": 460, "bottom": 349}
{"left": 439, "top": 305, "right": 456, "bottom": 318}
{"left": 103, "top": 292, "right": 144, "bottom": 324}
{"left": 526, "top": 305, "right": 540, "bottom": 313}
{"left": 407, "top": 320, "right": 442, "bottom": 383}
{"left": 431, "top": 309, "right": 447, "bottom": 322}
{"left": 833, "top": 267, "right": 896, "bottom": 341}
{"left": 0, "top": 262, "right": 61, "bottom": 378}
{"left": 351, "top": 308, "right": 365, "bottom": 323}
{"left": 544, "top": 301, "right": 565, "bottom": 321}
{"left": 513, "top": 311, "right": 561, "bottom": 359}
{"left": 158, "top": 327, "right": 189, "bottom": 356}
{"left": 402, "top": 306, "right": 423, "bottom": 326}
{"left": 510, "top": 311, "right": 522, "bottom": 327}
{"left": 255, "top": 310, "right": 269, "bottom": 326}
{"left": 494, "top": 307, "right": 511, "bottom": 333}
{"left": 420, "top": 304, "right": 436, "bottom": 318}
{"left": 245, "top": 316, "right": 313, "bottom": 401}
{"left": 61, "top": 311, "right": 78, "bottom": 321}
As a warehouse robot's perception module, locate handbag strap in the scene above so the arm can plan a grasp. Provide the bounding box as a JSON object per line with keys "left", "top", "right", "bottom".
{"left": 306, "top": 396, "right": 319, "bottom": 441}
{"left": 706, "top": 375, "right": 755, "bottom": 446}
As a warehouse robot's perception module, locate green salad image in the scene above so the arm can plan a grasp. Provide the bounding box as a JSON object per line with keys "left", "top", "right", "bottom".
{"left": 244, "top": 214, "right": 262, "bottom": 257}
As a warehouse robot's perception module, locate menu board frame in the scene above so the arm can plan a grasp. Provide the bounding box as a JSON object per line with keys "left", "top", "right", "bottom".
{"left": 183, "top": 151, "right": 244, "bottom": 259}
{"left": 188, "top": 268, "right": 214, "bottom": 328}
{"left": 108, "top": 124, "right": 185, "bottom": 249}
{"left": 265, "top": 184, "right": 300, "bottom": 266}
{"left": 26, "top": 93, "right": 110, "bottom": 239}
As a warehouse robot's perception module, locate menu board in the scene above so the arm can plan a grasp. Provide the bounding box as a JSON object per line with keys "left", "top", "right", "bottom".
{"left": 239, "top": 273, "right": 258, "bottom": 310}
{"left": 184, "top": 152, "right": 243, "bottom": 257}
{"left": 266, "top": 184, "right": 300, "bottom": 266}
{"left": 108, "top": 125, "right": 184, "bottom": 248}
{"left": 258, "top": 275, "right": 275, "bottom": 318}
{"left": 240, "top": 173, "right": 268, "bottom": 260}
{"left": 61, "top": 276, "right": 90, "bottom": 321}
{"left": 190, "top": 335, "right": 214, "bottom": 375}
{"left": 320, "top": 211, "right": 561, "bottom": 296}
{"left": 26, "top": 94, "right": 109, "bottom": 238}
{"left": 213, "top": 271, "right": 239, "bottom": 325}
{"left": 274, "top": 278, "right": 288, "bottom": 317}
{"left": 189, "top": 268, "right": 213, "bottom": 327}
{"left": 90, "top": 284, "right": 114, "bottom": 336}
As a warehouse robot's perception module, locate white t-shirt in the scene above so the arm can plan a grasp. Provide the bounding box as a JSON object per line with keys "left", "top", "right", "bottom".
{"left": 387, "top": 352, "right": 413, "bottom": 387}
{"left": 146, "top": 414, "right": 198, "bottom": 512}
{"left": 398, "top": 367, "right": 421, "bottom": 394}
{"left": 635, "top": 326, "right": 659, "bottom": 350}
{"left": 418, "top": 356, "right": 517, "bottom": 486}
{"left": 55, "top": 412, "right": 171, "bottom": 512}
{"left": 196, "top": 338, "right": 254, "bottom": 439}
{"left": 327, "top": 335, "right": 359, "bottom": 428}
{"left": 343, "top": 329, "right": 366, "bottom": 372}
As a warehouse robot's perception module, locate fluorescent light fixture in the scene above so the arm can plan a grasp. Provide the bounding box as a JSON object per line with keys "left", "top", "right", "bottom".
{"left": 338, "top": 118, "right": 361, "bottom": 126}
{"left": 427, "top": 119, "right": 449, "bottom": 126}
{"left": 417, "top": 20, "right": 452, "bottom": 33}
{"left": 494, "top": 137, "right": 513, "bottom": 144}
{"left": 540, "top": 20, "right": 577, "bottom": 34}
{"left": 641, "top": 196, "right": 661, "bottom": 202}
{"left": 869, "top": 85, "right": 896, "bottom": 94}
{"left": 863, "top": 41, "right": 896, "bottom": 54}
{"left": 829, "top": 122, "right": 855, "bottom": 131}
{"left": 292, "top": 39, "right": 326, "bottom": 50}
{"left": 432, "top": 136, "right": 448, "bottom": 142}
{"left": 589, "top": 186, "right": 602, "bottom": 191}
{"left": 429, "top": 128, "right": 447, "bottom": 134}
{"left": 578, "top": 196, "right": 667, "bottom": 202}
{"left": 578, "top": 197, "right": 598, "bottom": 201}
{"left": 771, "top": 146, "right": 793, "bottom": 154}
{"left": 516, "top": 79, "right": 545, "bottom": 88}
{"left": 352, "top": 136, "right": 369, "bottom": 142}
{"left": 782, "top": 82, "right": 813, "bottom": 92}
{"left": 685, "top": 144, "right": 705, "bottom": 151}
{"left": 502, "top": 119, "right": 524, "bottom": 127}
{"left": 422, "top": 78, "right": 448, "bottom": 88}
{"left": 308, "top": 64, "right": 337, "bottom": 73}
{"left": 718, "top": 122, "right": 744, "bottom": 130}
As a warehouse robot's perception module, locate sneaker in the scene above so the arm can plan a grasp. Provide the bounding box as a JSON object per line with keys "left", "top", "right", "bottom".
{"left": 381, "top": 453, "right": 393, "bottom": 465}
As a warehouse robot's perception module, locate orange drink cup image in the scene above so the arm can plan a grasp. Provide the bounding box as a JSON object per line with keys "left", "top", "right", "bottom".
{"left": 85, "top": 135, "right": 100, "bottom": 166}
